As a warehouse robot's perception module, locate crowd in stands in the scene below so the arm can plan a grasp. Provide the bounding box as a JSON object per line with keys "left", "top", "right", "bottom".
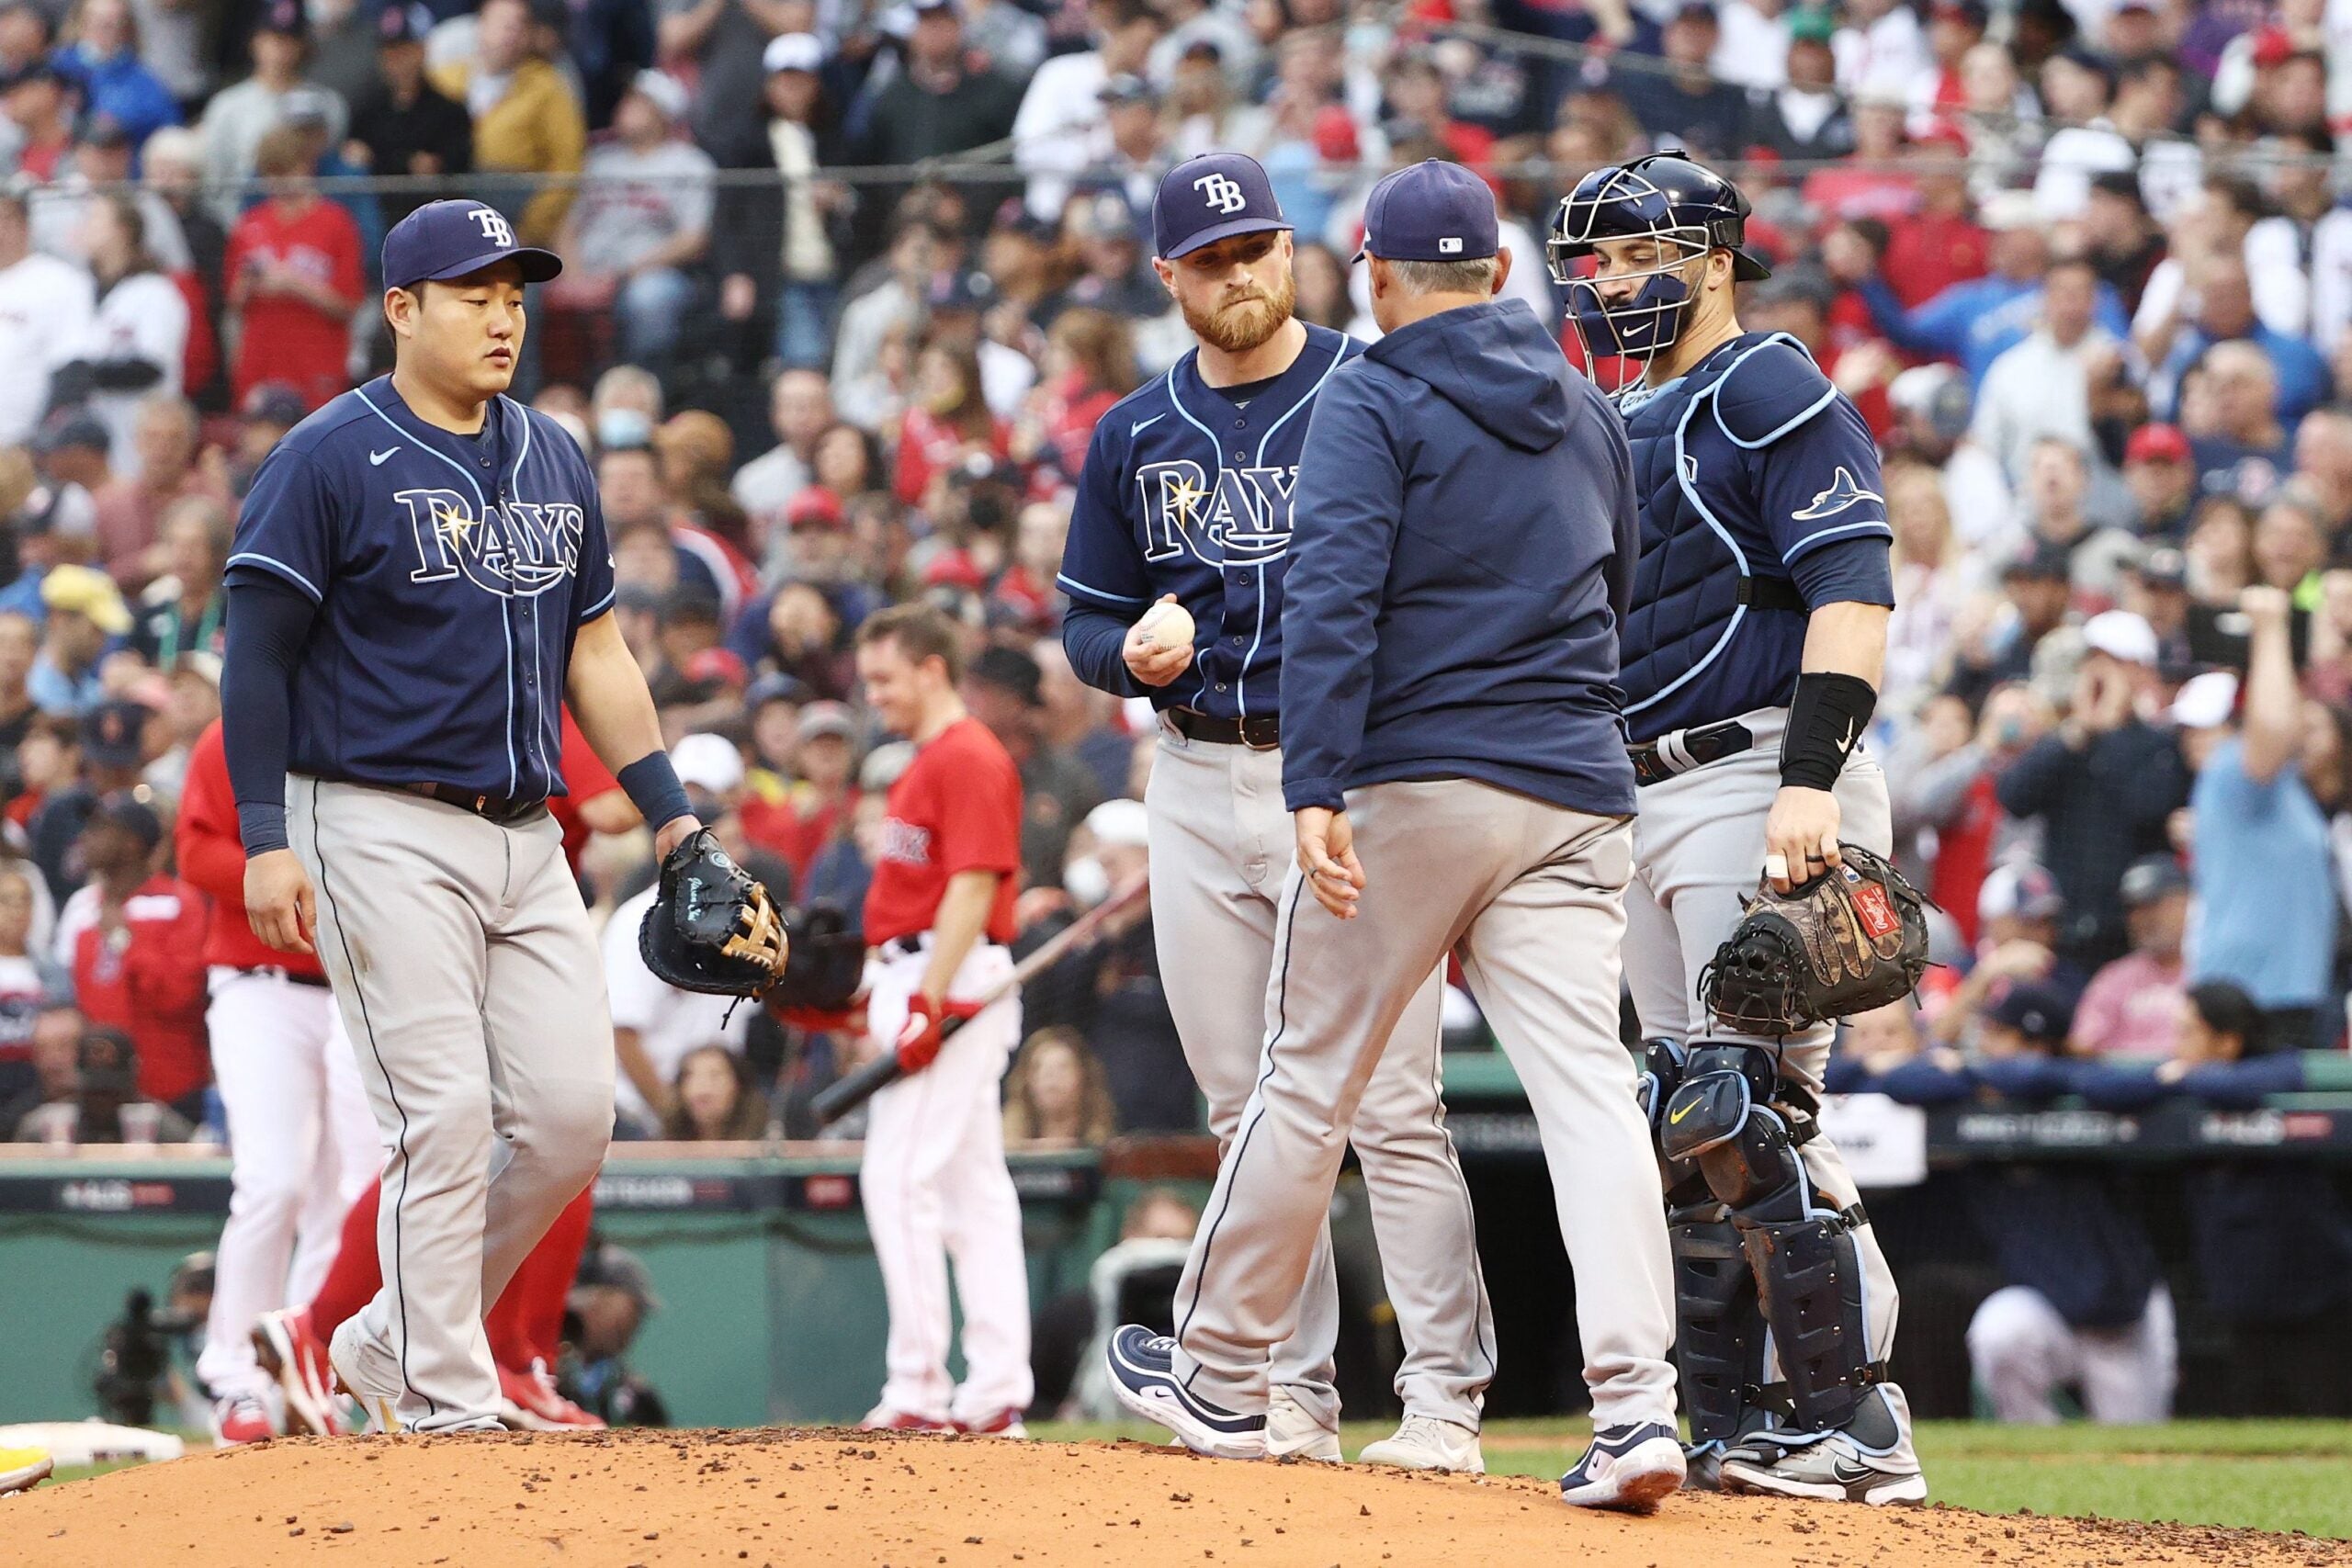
{"left": 0, "top": 0, "right": 2350, "bottom": 1413}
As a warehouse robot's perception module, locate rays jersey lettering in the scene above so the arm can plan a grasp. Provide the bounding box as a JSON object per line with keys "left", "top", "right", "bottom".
{"left": 1057, "top": 321, "right": 1360, "bottom": 722}
{"left": 225, "top": 375, "right": 617, "bottom": 802}
{"left": 395, "top": 489, "right": 589, "bottom": 596}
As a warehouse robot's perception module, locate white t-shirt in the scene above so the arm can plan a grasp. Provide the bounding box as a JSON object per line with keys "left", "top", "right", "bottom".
{"left": 0, "top": 252, "right": 96, "bottom": 448}
{"left": 76, "top": 272, "right": 188, "bottom": 474}
{"left": 602, "top": 884, "right": 752, "bottom": 1130}
{"left": 1012, "top": 50, "right": 1109, "bottom": 221}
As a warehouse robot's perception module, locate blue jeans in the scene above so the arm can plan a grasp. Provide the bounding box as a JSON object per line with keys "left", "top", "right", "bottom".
{"left": 775, "top": 281, "right": 840, "bottom": 370}
{"left": 618, "top": 267, "right": 695, "bottom": 366}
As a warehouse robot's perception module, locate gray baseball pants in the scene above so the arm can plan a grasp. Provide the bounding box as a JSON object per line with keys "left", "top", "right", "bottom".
{"left": 1168, "top": 777, "right": 1679, "bottom": 1430}
{"left": 1147, "top": 730, "right": 1493, "bottom": 1429}
{"left": 288, "top": 776, "right": 615, "bottom": 1432}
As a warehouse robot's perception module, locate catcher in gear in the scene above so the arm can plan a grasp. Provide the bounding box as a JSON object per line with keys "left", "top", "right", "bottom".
{"left": 1555, "top": 151, "right": 1927, "bottom": 1505}
{"left": 639, "top": 830, "right": 789, "bottom": 997}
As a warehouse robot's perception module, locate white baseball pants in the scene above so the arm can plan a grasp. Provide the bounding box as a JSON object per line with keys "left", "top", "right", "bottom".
{"left": 1969, "top": 1284, "right": 2177, "bottom": 1424}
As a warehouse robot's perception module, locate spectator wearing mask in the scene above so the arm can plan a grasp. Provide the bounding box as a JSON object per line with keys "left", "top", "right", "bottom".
{"left": 2068, "top": 854, "right": 2189, "bottom": 1058}
{"left": 549, "top": 70, "right": 714, "bottom": 370}
{"left": 430, "top": 0, "right": 586, "bottom": 246}
{"left": 1996, "top": 610, "right": 2188, "bottom": 968}
{"left": 10, "top": 1024, "right": 194, "bottom": 1145}
{"left": 1956, "top": 984, "right": 2175, "bottom": 1425}
{"left": 92, "top": 395, "right": 220, "bottom": 590}
{"left": 852, "top": 0, "right": 1025, "bottom": 169}
{"left": 0, "top": 182, "right": 95, "bottom": 449}
{"left": 29, "top": 564, "right": 130, "bottom": 716}
{"left": 2182, "top": 589, "right": 2339, "bottom": 1050}
{"left": 197, "top": 0, "right": 347, "bottom": 224}
{"left": 342, "top": 3, "right": 476, "bottom": 230}
{"left": 659, "top": 1043, "right": 772, "bottom": 1141}
{"left": 54, "top": 795, "right": 208, "bottom": 1115}
{"left": 54, "top": 196, "right": 187, "bottom": 475}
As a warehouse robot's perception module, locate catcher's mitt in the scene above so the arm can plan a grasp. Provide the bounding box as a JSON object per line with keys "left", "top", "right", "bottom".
{"left": 1697, "top": 842, "right": 1931, "bottom": 1036}
{"left": 639, "top": 829, "right": 788, "bottom": 997}
{"left": 772, "top": 900, "right": 866, "bottom": 1011}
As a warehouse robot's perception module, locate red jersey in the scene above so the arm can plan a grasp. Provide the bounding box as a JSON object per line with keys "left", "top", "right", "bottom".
{"left": 62, "top": 873, "right": 210, "bottom": 1105}
{"left": 863, "top": 716, "right": 1021, "bottom": 947}
{"left": 893, "top": 406, "right": 1011, "bottom": 506}
{"left": 176, "top": 719, "right": 325, "bottom": 976}
{"left": 741, "top": 783, "right": 854, "bottom": 886}
{"left": 223, "top": 197, "right": 363, "bottom": 411}
{"left": 547, "top": 708, "right": 625, "bottom": 874}
{"left": 1880, "top": 210, "right": 1989, "bottom": 311}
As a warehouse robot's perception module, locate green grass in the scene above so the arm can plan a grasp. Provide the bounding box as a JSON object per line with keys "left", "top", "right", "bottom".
{"left": 1031, "top": 1418, "right": 2352, "bottom": 1539}
{"left": 29, "top": 1420, "right": 2352, "bottom": 1539}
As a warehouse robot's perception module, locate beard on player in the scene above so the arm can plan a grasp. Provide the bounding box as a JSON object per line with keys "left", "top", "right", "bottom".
{"left": 1183, "top": 265, "right": 1296, "bottom": 354}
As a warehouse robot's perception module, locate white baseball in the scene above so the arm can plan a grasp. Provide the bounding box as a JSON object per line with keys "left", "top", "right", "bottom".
{"left": 1137, "top": 601, "right": 1195, "bottom": 651}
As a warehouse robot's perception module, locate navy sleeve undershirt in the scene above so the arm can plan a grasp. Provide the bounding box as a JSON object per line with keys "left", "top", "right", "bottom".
{"left": 221, "top": 571, "right": 321, "bottom": 855}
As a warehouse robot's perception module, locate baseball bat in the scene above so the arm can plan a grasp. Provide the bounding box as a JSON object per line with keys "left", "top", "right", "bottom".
{"left": 811, "top": 874, "right": 1150, "bottom": 1125}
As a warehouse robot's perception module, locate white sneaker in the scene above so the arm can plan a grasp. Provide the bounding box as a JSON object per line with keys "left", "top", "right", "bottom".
{"left": 1360, "top": 1414, "right": 1484, "bottom": 1473}
{"left": 1264, "top": 1386, "right": 1341, "bottom": 1461}
{"left": 1718, "top": 1386, "right": 1927, "bottom": 1506}
{"left": 327, "top": 1317, "right": 402, "bottom": 1435}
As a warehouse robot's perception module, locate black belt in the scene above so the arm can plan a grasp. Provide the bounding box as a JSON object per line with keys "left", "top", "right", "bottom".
{"left": 1628, "top": 720, "right": 1754, "bottom": 787}
{"left": 248, "top": 966, "right": 330, "bottom": 988}
{"left": 1166, "top": 709, "right": 1280, "bottom": 750}
{"left": 400, "top": 782, "right": 548, "bottom": 826}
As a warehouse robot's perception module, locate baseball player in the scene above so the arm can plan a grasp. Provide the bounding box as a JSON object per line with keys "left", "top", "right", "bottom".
{"left": 848, "top": 604, "right": 1031, "bottom": 1436}
{"left": 223, "top": 198, "right": 708, "bottom": 1433}
{"left": 1059, "top": 152, "right": 1494, "bottom": 1471}
{"left": 1549, "top": 152, "right": 1926, "bottom": 1505}
{"left": 1106, "top": 159, "right": 1683, "bottom": 1509}
{"left": 178, "top": 717, "right": 380, "bottom": 1444}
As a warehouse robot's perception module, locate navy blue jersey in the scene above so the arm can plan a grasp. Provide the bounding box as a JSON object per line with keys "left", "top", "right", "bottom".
{"left": 1057, "top": 321, "right": 1358, "bottom": 721}
{"left": 1616, "top": 332, "right": 1894, "bottom": 742}
{"left": 227, "top": 375, "right": 616, "bottom": 801}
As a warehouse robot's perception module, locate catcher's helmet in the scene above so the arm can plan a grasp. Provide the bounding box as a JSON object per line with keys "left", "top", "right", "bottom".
{"left": 1547, "top": 152, "right": 1770, "bottom": 378}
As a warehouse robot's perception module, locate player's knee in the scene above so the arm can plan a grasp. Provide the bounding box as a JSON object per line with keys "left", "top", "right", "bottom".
{"left": 1965, "top": 1287, "right": 2055, "bottom": 1372}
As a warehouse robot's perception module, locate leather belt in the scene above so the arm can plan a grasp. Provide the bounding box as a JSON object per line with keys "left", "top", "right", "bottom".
{"left": 400, "top": 782, "right": 548, "bottom": 826}
{"left": 1166, "top": 709, "right": 1280, "bottom": 750}
{"left": 1628, "top": 720, "right": 1753, "bottom": 787}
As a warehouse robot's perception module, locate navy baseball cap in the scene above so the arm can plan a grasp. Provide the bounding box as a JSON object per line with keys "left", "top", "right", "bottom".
{"left": 380, "top": 198, "right": 563, "bottom": 290}
{"left": 1355, "top": 159, "right": 1498, "bottom": 264}
{"left": 1154, "top": 152, "right": 1291, "bottom": 260}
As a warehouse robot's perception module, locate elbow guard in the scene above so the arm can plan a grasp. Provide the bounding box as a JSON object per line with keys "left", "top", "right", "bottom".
{"left": 1779, "top": 671, "right": 1877, "bottom": 791}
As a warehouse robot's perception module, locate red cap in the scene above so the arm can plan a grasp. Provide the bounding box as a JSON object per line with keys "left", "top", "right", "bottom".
{"left": 2250, "top": 25, "right": 2294, "bottom": 67}
{"left": 922, "top": 552, "right": 987, "bottom": 592}
{"left": 785, "top": 486, "right": 845, "bottom": 530}
{"left": 684, "top": 648, "right": 749, "bottom": 689}
{"left": 2124, "top": 423, "right": 2190, "bottom": 465}
{"left": 1311, "top": 104, "right": 1360, "bottom": 164}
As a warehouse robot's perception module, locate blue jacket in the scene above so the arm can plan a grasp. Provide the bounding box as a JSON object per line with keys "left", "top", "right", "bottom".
{"left": 1281, "top": 298, "right": 1637, "bottom": 818}
{"left": 1860, "top": 273, "right": 2130, "bottom": 385}
{"left": 51, "top": 47, "right": 180, "bottom": 152}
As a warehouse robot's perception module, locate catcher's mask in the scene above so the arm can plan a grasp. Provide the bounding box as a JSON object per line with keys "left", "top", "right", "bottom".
{"left": 1547, "top": 152, "right": 1770, "bottom": 397}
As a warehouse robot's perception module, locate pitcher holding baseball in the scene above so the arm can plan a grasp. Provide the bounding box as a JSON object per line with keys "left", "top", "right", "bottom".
{"left": 1057, "top": 153, "right": 1496, "bottom": 1472}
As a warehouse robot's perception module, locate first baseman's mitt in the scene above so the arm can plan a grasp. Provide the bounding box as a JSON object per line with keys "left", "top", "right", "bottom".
{"left": 639, "top": 829, "right": 788, "bottom": 997}
{"left": 771, "top": 900, "right": 866, "bottom": 1012}
{"left": 1697, "top": 843, "right": 1931, "bottom": 1036}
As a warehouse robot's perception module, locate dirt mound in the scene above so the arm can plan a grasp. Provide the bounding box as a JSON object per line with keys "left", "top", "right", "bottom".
{"left": 10, "top": 1428, "right": 2348, "bottom": 1567}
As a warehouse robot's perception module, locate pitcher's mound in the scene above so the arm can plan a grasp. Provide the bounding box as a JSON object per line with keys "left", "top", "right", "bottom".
{"left": 9, "top": 1427, "right": 2346, "bottom": 1567}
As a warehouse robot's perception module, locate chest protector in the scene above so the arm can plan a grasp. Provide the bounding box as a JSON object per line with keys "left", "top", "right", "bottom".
{"left": 1618, "top": 333, "right": 1834, "bottom": 726}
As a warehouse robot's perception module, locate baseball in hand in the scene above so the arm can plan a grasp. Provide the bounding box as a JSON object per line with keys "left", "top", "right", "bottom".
{"left": 1136, "top": 601, "right": 1195, "bottom": 651}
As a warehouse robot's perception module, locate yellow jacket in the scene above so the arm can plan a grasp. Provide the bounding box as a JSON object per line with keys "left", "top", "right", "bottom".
{"left": 428, "top": 57, "right": 585, "bottom": 245}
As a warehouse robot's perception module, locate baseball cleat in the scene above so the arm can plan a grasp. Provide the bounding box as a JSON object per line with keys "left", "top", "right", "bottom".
{"left": 1264, "top": 1386, "right": 1340, "bottom": 1462}
{"left": 253, "top": 1308, "right": 345, "bottom": 1437}
{"left": 1558, "top": 1421, "right": 1687, "bottom": 1512}
{"left": 497, "top": 1359, "right": 605, "bottom": 1430}
{"left": 328, "top": 1316, "right": 403, "bottom": 1436}
{"left": 0, "top": 1445, "right": 52, "bottom": 1495}
{"left": 1680, "top": 1439, "right": 1725, "bottom": 1492}
{"left": 956, "top": 1409, "right": 1029, "bottom": 1438}
{"left": 212, "top": 1393, "right": 276, "bottom": 1446}
{"left": 1104, "top": 1325, "right": 1266, "bottom": 1460}
{"left": 1361, "top": 1414, "right": 1485, "bottom": 1473}
{"left": 1716, "top": 1387, "right": 1927, "bottom": 1506}
{"left": 859, "top": 1404, "right": 956, "bottom": 1433}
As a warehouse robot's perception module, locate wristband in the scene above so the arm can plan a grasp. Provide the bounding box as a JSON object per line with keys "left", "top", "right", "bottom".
{"left": 238, "top": 803, "right": 289, "bottom": 856}
{"left": 617, "top": 751, "right": 694, "bottom": 833}
{"left": 1780, "top": 671, "right": 1877, "bottom": 791}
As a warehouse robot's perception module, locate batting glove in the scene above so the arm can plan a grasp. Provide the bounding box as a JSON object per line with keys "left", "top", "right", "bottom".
{"left": 893, "top": 993, "right": 983, "bottom": 1073}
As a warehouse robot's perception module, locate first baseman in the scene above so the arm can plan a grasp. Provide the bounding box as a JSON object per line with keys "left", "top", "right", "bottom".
{"left": 1551, "top": 152, "right": 1926, "bottom": 1504}
{"left": 1106, "top": 158, "right": 1685, "bottom": 1511}
{"left": 224, "top": 198, "right": 707, "bottom": 1433}
{"left": 1061, "top": 152, "right": 1494, "bottom": 1471}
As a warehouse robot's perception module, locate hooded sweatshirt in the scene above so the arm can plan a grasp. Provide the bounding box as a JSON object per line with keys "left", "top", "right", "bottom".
{"left": 1281, "top": 297, "right": 1637, "bottom": 818}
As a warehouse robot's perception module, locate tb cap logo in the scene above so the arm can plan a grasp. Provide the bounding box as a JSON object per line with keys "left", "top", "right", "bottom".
{"left": 1194, "top": 173, "right": 1247, "bottom": 215}
{"left": 469, "top": 206, "right": 515, "bottom": 249}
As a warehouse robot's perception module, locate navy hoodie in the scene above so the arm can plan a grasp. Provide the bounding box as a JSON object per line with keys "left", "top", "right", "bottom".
{"left": 1279, "top": 298, "right": 1637, "bottom": 817}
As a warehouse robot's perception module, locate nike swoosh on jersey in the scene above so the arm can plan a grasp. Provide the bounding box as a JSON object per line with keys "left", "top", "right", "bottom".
{"left": 369, "top": 446, "right": 401, "bottom": 466}
{"left": 1130, "top": 413, "right": 1167, "bottom": 437}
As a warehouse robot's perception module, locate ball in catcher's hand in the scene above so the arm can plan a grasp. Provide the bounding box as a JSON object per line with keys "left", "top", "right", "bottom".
{"left": 1136, "top": 600, "right": 1196, "bottom": 652}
